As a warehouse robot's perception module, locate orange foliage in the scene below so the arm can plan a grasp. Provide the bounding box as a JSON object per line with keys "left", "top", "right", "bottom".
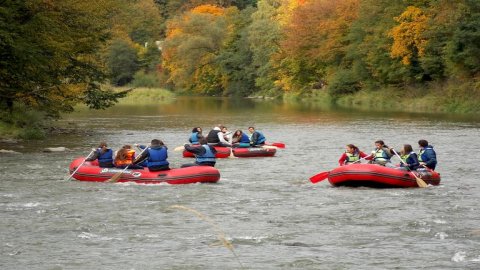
{"left": 390, "top": 6, "right": 429, "bottom": 65}
{"left": 191, "top": 4, "right": 224, "bottom": 16}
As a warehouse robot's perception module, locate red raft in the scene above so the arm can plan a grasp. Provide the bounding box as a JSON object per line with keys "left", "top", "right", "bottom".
{"left": 182, "top": 145, "right": 276, "bottom": 158}
{"left": 69, "top": 158, "right": 220, "bottom": 184}
{"left": 327, "top": 164, "right": 440, "bottom": 188}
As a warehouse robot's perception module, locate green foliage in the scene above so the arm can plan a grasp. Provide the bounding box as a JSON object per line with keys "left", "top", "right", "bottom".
{"left": 107, "top": 40, "right": 140, "bottom": 86}
{"left": 328, "top": 69, "right": 362, "bottom": 99}
{"left": 132, "top": 71, "right": 161, "bottom": 88}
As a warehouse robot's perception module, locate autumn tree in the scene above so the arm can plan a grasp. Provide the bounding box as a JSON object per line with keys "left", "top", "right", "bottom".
{"left": 162, "top": 5, "right": 234, "bottom": 94}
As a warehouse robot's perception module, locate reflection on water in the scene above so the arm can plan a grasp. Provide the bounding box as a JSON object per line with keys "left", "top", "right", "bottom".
{"left": 1, "top": 97, "right": 480, "bottom": 269}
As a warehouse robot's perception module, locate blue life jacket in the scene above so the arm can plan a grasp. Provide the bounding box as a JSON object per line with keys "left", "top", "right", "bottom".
{"left": 196, "top": 145, "right": 216, "bottom": 164}
{"left": 418, "top": 146, "right": 437, "bottom": 170}
{"left": 97, "top": 148, "right": 113, "bottom": 165}
{"left": 147, "top": 147, "right": 169, "bottom": 167}
{"left": 190, "top": 132, "right": 199, "bottom": 144}
{"left": 252, "top": 131, "right": 266, "bottom": 145}
{"left": 239, "top": 133, "right": 250, "bottom": 144}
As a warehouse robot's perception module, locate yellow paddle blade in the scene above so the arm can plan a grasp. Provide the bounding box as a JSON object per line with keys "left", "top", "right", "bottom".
{"left": 106, "top": 172, "right": 123, "bottom": 183}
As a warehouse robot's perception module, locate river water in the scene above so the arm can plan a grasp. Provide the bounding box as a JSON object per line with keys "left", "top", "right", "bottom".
{"left": 1, "top": 97, "right": 480, "bottom": 269}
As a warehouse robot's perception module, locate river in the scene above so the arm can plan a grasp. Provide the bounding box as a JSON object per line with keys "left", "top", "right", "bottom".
{"left": 1, "top": 97, "right": 479, "bottom": 269}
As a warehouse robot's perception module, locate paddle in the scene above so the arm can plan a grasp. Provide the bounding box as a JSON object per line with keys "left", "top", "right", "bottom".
{"left": 174, "top": 145, "right": 186, "bottom": 152}
{"left": 267, "top": 142, "right": 286, "bottom": 148}
{"left": 309, "top": 171, "right": 329, "bottom": 184}
{"left": 106, "top": 145, "right": 149, "bottom": 183}
{"left": 66, "top": 149, "right": 95, "bottom": 181}
{"left": 391, "top": 149, "right": 428, "bottom": 188}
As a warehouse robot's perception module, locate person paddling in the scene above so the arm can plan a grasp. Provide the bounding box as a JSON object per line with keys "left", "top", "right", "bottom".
{"left": 189, "top": 127, "right": 203, "bottom": 144}
{"left": 86, "top": 142, "right": 114, "bottom": 168}
{"left": 114, "top": 145, "right": 144, "bottom": 169}
{"left": 338, "top": 144, "right": 369, "bottom": 166}
{"left": 418, "top": 139, "right": 437, "bottom": 170}
{"left": 399, "top": 144, "right": 420, "bottom": 170}
{"left": 133, "top": 139, "right": 170, "bottom": 171}
{"left": 182, "top": 138, "right": 217, "bottom": 167}
{"left": 369, "top": 140, "right": 394, "bottom": 166}
{"left": 248, "top": 126, "right": 266, "bottom": 146}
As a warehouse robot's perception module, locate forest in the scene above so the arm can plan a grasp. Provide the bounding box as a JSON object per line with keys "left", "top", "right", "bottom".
{"left": 1, "top": 0, "right": 479, "bottom": 137}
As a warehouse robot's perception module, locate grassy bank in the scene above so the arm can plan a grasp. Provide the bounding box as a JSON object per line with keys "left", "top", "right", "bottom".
{"left": 116, "top": 87, "right": 174, "bottom": 104}
{"left": 299, "top": 80, "right": 480, "bottom": 114}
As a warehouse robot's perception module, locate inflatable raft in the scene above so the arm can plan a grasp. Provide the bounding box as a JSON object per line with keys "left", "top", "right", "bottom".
{"left": 182, "top": 146, "right": 231, "bottom": 158}
{"left": 327, "top": 164, "right": 440, "bottom": 188}
{"left": 69, "top": 157, "right": 220, "bottom": 184}
{"left": 182, "top": 145, "right": 276, "bottom": 158}
{"left": 232, "top": 147, "right": 276, "bottom": 157}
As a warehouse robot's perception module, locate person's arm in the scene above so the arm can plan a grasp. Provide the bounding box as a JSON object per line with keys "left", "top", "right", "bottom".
{"left": 217, "top": 132, "right": 231, "bottom": 146}
{"left": 251, "top": 132, "right": 259, "bottom": 145}
{"left": 85, "top": 150, "right": 99, "bottom": 161}
{"left": 338, "top": 153, "right": 347, "bottom": 166}
{"left": 184, "top": 144, "right": 206, "bottom": 155}
{"left": 132, "top": 149, "right": 149, "bottom": 164}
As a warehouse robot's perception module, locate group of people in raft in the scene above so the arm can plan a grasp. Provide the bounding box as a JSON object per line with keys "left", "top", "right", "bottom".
{"left": 85, "top": 125, "right": 267, "bottom": 171}
{"left": 338, "top": 139, "right": 437, "bottom": 170}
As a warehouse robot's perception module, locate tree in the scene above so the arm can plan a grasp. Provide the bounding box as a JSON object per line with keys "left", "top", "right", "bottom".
{"left": 0, "top": 0, "right": 128, "bottom": 121}
{"left": 107, "top": 40, "right": 140, "bottom": 86}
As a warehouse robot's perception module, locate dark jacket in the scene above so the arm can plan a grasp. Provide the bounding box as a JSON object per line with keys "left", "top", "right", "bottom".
{"left": 86, "top": 148, "right": 114, "bottom": 168}
{"left": 419, "top": 146, "right": 437, "bottom": 170}
{"left": 250, "top": 131, "right": 266, "bottom": 145}
{"left": 401, "top": 152, "right": 420, "bottom": 170}
{"left": 184, "top": 144, "right": 217, "bottom": 166}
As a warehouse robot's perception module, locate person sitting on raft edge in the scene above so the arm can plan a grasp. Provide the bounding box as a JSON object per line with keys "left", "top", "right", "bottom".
{"left": 86, "top": 141, "right": 114, "bottom": 168}
{"left": 232, "top": 130, "right": 251, "bottom": 148}
{"left": 248, "top": 126, "right": 266, "bottom": 146}
{"left": 182, "top": 137, "right": 217, "bottom": 167}
{"left": 398, "top": 144, "right": 420, "bottom": 170}
{"left": 369, "top": 140, "right": 394, "bottom": 166}
{"left": 206, "top": 125, "right": 231, "bottom": 147}
{"left": 418, "top": 139, "right": 437, "bottom": 170}
{"left": 133, "top": 139, "right": 170, "bottom": 171}
{"left": 338, "top": 144, "right": 369, "bottom": 166}
{"left": 189, "top": 127, "right": 203, "bottom": 144}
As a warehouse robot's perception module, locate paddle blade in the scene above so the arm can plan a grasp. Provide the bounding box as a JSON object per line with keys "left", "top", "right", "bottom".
{"left": 270, "top": 142, "right": 285, "bottom": 148}
{"left": 106, "top": 172, "right": 123, "bottom": 183}
{"left": 309, "top": 171, "right": 329, "bottom": 184}
{"left": 261, "top": 145, "right": 278, "bottom": 149}
{"left": 174, "top": 146, "right": 185, "bottom": 152}
{"left": 415, "top": 176, "right": 428, "bottom": 188}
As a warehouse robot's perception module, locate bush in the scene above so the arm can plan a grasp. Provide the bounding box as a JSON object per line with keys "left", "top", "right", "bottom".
{"left": 131, "top": 71, "right": 161, "bottom": 88}
{"left": 328, "top": 69, "right": 362, "bottom": 99}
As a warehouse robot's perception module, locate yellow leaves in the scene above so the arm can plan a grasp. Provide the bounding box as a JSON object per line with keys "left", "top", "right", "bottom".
{"left": 390, "top": 6, "right": 429, "bottom": 65}
{"left": 191, "top": 4, "right": 224, "bottom": 16}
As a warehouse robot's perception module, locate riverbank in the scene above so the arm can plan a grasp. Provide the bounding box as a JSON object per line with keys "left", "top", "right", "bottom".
{"left": 0, "top": 87, "right": 174, "bottom": 140}
{"left": 291, "top": 80, "right": 480, "bottom": 114}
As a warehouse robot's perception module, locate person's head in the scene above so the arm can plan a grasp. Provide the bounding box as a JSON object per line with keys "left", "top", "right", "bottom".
{"left": 98, "top": 141, "right": 108, "bottom": 149}
{"left": 199, "top": 137, "right": 208, "bottom": 145}
{"left": 403, "top": 144, "right": 413, "bottom": 154}
{"left": 192, "top": 127, "right": 201, "bottom": 133}
{"left": 418, "top": 139, "right": 428, "bottom": 148}
{"left": 346, "top": 144, "right": 359, "bottom": 154}
{"left": 233, "top": 130, "right": 243, "bottom": 137}
{"left": 248, "top": 127, "right": 255, "bottom": 133}
{"left": 122, "top": 145, "right": 132, "bottom": 149}
{"left": 151, "top": 139, "right": 164, "bottom": 146}
{"left": 221, "top": 126, "right": 228, "bottom": 133}
{"left": 374, "top": 140, "right": 385, "bottom": 149}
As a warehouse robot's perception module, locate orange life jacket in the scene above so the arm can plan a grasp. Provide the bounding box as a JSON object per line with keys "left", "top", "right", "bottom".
{"left": 115, "top": 149, "right": 135, "bottom": 166}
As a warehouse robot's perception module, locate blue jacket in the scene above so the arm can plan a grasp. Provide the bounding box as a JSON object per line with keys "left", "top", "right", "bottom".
{"left": 419, "top": 146, "right": 437, "bottom": 170}
{"left": 400, "top": 152, "right": 420, "bottom": 170}
{"left": 189, "top": 132, "right": 200, "bottom": 144}
{"left": 146, "top": 146, "right": 169, "bottom": 168}
{"left": 251, "top": 131, "right": 266, "bottom": 145}
{"left": 239, "top": 133, "right": 250, "bottom": 144}
{"left": 95, "top": 148, "right": 113, "bottom": 167}
{"left": 196, "top": 145, "right": 216, "bottom": 164}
